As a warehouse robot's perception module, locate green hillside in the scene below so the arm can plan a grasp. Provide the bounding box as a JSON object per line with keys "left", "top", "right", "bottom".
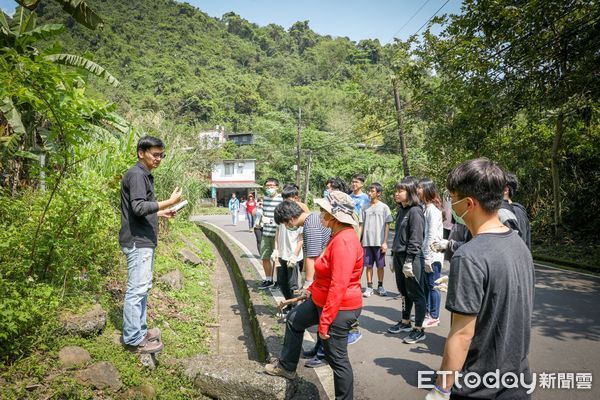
{"left": 35, "top": 0, "right": 395, "bottom": 134}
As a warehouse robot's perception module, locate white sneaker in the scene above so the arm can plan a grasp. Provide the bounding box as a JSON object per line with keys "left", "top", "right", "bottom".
{"left": 424, "top": 317, "right": 440, "bottom": 327}
{"left": 377, "top": 286, "right": 387, "bottom": 296}
{"left": 363, "top": 287, "right": 373, "bottom": 298}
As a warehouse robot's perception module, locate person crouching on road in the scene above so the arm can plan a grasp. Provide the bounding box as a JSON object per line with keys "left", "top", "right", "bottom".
{"left": 265, "top": 191, "right": 363, "bottom": 400}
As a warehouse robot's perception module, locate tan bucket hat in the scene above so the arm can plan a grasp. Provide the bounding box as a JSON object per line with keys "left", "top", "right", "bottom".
{"left": 314, "top": 190, "right": 358, "bottom": 226}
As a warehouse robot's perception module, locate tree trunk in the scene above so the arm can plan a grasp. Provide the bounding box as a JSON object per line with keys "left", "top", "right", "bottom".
{"left": 295, "top": 108, "right": 302, "bottom": 186}
{"left": 551, "top": 113, "right": 564, "bottom": 235}
{"left": 392, "top": 78, "right": 410, "bottom": 176}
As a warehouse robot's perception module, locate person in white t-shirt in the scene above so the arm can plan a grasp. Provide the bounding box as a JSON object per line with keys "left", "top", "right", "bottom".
{"left": 273, "top": 184, "right": 305, "bottom": 300}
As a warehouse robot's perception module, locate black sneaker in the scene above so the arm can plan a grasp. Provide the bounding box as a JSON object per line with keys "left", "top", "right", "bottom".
{"left": 388, "top": 321, "right": 412, "bottom": 334}
{"left": 258, "top": 280, "right": 274, "bottom": 289}
{"left": 403, "top": 328, "right": 426, "bottom": 344}
{"left": 302, "top": 347, "right": 318, "bottom": 359}
{"left": 271, "top": 282, "right": 280, "bottom": 290}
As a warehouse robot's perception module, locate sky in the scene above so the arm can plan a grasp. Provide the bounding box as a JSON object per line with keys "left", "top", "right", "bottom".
{"left": 0, "top": 0, "right": 463, "bottom": 43}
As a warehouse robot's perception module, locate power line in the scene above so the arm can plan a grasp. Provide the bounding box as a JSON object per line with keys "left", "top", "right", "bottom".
{"left": 388, "top": 0, "right": 432, "bottom": 42}
{"left": 415, "top": 0, "right": 450, "bottom": 35}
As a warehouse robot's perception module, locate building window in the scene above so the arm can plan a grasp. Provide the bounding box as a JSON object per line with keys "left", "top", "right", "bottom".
{"left": 224, "top": 162, "right": 234, "bottom": 176}
{"left": 237, "top": 162, "right": 244, "bottom": 174}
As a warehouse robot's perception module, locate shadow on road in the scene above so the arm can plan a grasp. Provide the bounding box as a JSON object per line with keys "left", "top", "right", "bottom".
{"left": 374, "top": 357, "right": 434, "bottom": 387}
{"left": 533, "top": 268, "right": 600, "bottom": 341}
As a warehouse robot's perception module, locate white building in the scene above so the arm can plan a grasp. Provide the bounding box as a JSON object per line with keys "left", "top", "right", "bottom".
{"left": 198, "top": 125, "right": 226, "bottom": 149}
{"left": 210, "top": 159, "right": 261, "bottom": 206}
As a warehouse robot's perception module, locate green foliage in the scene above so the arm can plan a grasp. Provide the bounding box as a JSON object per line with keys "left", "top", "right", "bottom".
{"left": 44, "top": 53, "right": 120, "bottom": 86}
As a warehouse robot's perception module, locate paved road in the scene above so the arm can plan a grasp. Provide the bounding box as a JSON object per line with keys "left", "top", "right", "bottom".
{"left": 195, "top": 215, "right": 600, "bottom": 400}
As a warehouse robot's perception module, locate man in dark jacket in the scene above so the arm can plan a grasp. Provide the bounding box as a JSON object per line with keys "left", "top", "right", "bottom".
{"left": 505, "top": 172, "right": 532, "bottom": 250}
{"left": 119, "top": 136, "right": 183, "bottom": 353}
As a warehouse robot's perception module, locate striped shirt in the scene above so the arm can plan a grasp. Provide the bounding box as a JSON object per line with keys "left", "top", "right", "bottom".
{"left": 262, "top": 194, "right": 283, "bottom": 237}
{"left": 303, "top": 212, "right": 331, "bottom": 258}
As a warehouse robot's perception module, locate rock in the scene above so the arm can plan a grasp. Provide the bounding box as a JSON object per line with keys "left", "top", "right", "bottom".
{"left": 76, "top": 361, "right": 122, "bottom": 391}
{"left": 179, "top": 248, "right": 203, "bottom": 266}
{"left": 62, "top": 304, "right": 107, "bottom": 337}
{"left": 139, "top": 353, "right": 158, "bottom": 370}
{"left": 58, "top": 346, "right": 91, "bottom": 369}
{"left": 179, "top": 236, "right": 203, "bottom": 255}
{"left": 159, "top": 269, "right": 184, "bottom": 290}
{"left": 125, "top": 383, "right": 157, "bottom": 399}
{"left": 181, "top": 355, "right": 319, "bottom": 400}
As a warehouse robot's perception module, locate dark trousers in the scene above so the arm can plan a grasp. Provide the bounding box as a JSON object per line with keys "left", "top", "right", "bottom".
{"left": 393, "top": 252, "right": 427, "bottom": 327}
{"left": 254, "top": 227, "right": 262, "bottom": 253}
{"left": 280, "top": 298, "right": 361, "bottom": 400}
{"left": 277, "top": 259, "right": 302, "bottom": 300}
{"left": 424, "top": 261, "right": 442, "bottom": 319}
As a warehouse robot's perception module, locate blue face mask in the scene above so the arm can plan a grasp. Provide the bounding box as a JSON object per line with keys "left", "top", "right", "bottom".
{"left": 265, "top": 188, "right": 276, "bottom": 196}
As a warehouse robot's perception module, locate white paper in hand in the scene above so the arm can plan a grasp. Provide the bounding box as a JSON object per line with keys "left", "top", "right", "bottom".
{"left": 170, "top": 200, "right": 188, "bottom": 213}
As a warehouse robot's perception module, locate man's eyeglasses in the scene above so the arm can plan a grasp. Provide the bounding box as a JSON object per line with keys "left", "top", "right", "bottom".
{"left": 148, "top": 151, "right": 166, "bottom": 159}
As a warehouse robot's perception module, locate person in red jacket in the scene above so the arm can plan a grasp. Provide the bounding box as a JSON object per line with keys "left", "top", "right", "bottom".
{"left": 265, "top": 191, "right": 363, "bottom": 400}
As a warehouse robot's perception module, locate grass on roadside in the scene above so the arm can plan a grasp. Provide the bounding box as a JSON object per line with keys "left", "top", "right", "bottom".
{"left": 0, "top": 220, "right": 215, "bottom": 400}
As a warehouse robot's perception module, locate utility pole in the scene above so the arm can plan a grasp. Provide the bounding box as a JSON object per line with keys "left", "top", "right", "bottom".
{"left": 303, "top": 150, "right": 312, "bottom": 203}
{"left": 392, "top": 77, "right": 410, "bottom": 177}
{"left": 295, "top": 108, "right": 302, "bottom": 186}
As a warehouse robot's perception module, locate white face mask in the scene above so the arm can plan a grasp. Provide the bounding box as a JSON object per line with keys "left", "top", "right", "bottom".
{"left": 265, "top": 188, "right": 276, "bottom": 196}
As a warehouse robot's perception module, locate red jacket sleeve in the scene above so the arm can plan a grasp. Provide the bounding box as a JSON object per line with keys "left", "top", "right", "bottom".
{"left": 318, "top": 235, "right": 355, "bottom": 336}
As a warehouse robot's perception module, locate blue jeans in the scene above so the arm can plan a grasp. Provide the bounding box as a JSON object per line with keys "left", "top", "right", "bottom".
{"left": 122, "top": 244, "right": 155, "bottom": 345}
{"left": 425, "top": 261, "right": 442, "bottom": 319}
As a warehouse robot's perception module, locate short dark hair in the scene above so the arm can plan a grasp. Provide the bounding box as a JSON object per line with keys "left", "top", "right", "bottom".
{"left": 351, "top": 173, "right": 366, "bottom": 183}
{"left": 395, "top": 177, "right": 421, "bottom": 206}
{"left": 328, "top": 177, "right": 348, "bottom": 192}
{"left": 282, "top": 183, "right": 299, "bottom": 199}
{"left": 505, "top": 172, "right": 519, "bottom": 198}
{"left": 274, "top": 200, "right": 303, "bottom": 224}
{"left": 265, "top": 178, "right": 279, "bottom": 186}
{"left": 368, "top": 182, "right": 383, "bottom": 194}
{"left": 137, "top": 136, "right": 164, "bottom": 156}
{"left": 446, "top": 158, "right": 505, "bottom": 213}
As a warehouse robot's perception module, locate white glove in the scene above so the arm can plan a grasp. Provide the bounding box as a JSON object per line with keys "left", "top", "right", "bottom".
{"left": 425, "top": 386, "right": 451, "bottom": 400}
{"left": 270, "top": 249, "right": 279, "bottom": 262}
{"left": 424, "top": 260, "right": 434, "bottom": 273}
{"left": 435, "top": 275, "right": 449, "bottom": 292}
{"left": 287, "top": 255, "right": 297, "bottom": 268}
{"left": 430, "top": 239, "right": 449, "bottom": 252}
{"left": 402, "top": 261, "right": 414, "bottom": 278}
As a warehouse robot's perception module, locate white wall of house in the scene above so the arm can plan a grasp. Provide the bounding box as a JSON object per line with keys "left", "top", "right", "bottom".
{"left": 211, "top": 160, "right": 256, "bottom": 182}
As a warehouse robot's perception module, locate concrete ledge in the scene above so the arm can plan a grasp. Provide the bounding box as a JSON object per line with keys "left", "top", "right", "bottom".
{"left": 195, "top": 221, "right": 282, "bottom": 362}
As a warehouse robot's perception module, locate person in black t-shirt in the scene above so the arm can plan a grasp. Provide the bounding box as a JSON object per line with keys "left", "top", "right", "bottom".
{"left": 426, "top": 158, "right": 535, "bottom": 400}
